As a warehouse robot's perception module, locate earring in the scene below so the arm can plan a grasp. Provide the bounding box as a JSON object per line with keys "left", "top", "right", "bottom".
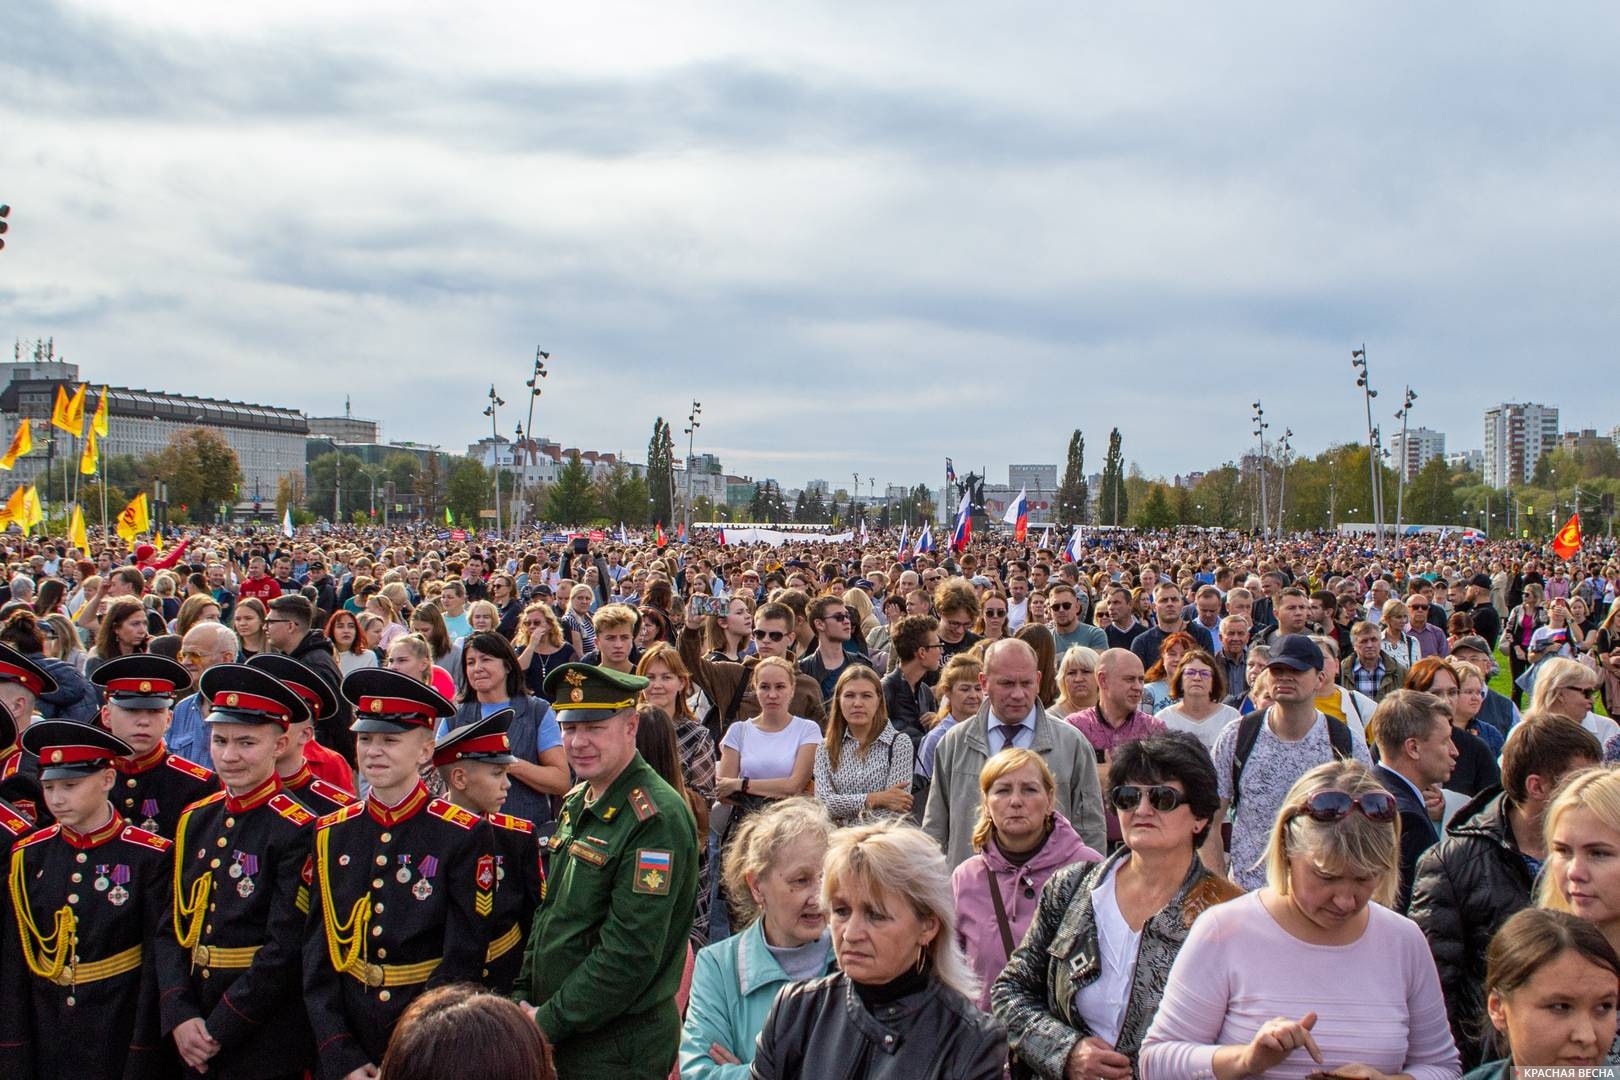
{"left": 914, "top": 948, "right": 927, "bottom": 975}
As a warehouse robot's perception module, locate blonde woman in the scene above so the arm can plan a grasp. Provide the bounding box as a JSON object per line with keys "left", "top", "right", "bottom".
{"left": 466, "top": 599, "right": 502, "bottom": 637}
{"left": 750, "top": 820, "right": 1007, "bottom": 1079}
{"left": 1380, "top": 599, "right": 1422, "bottom": 670}
{"left": 1048, "top": 645, "right": 1101, "bottom": 723}
{"left": 1141, "top": 760, "right": 1458, "bottom": 1080}
{"left": 1530, "top": 658, "right": 1620, "bottom": 747}
{"left": 514, "top": 601, "right": 575, "bottom": 696}
{"left": 366, "top": 591, "right": 406, "bottom": 651}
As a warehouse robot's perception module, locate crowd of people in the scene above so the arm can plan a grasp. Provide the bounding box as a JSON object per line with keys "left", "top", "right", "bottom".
{"left": 0, "top": 521, "right": 1618, "bottom": 1079}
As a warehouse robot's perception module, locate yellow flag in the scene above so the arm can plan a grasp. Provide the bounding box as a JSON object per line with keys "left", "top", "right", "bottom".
{"left": 151, "top": 531, "right": 165, "bottom": 553}
{"left": 116, "top": 492, "right": 150, "bottom": 542}
{"left": 22, "top": 486, "right": 42, "bottom": 532}
{"left": 50, "top": 386, "right": 77, "bottom": 436}
{"left": 69, "top": 504, "right": 89, "bottom": 551}
{"left": 0, "top": 486, "right": 23, "bottom": 530}
{"left": 79, "top": 428, "right": 99, "bottom": 476}
{"left": 0, "top": 419, "right": 32, "bottom": 470}
{"left": 91, "top": 386, "right": 109, "bottom": 438}
{"left": 64, "top": 385, "right": 87, "bottom": 436}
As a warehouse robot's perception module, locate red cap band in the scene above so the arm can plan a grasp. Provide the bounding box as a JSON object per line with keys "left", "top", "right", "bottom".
{"left": 39, "top": 743, "right": 115, "bottom": 767}
{"left": 357, "top": 696, "right": 438, "bottom": 722}
{"left": 0, "top": 661, "right": 44, "bottom": 695}
{"left": 107, "top": 676, "right": 177, "bottom": 696}
{"left": 432, "top": 732, "right": 511, "bottom": 767}
{"left": 210, "top": 690, "right": 293, "bottom": 723}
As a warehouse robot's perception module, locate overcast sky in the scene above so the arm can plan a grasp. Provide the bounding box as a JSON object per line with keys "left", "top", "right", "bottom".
{"left": 3, "top": 2, "right": 1617, "bottom": 492}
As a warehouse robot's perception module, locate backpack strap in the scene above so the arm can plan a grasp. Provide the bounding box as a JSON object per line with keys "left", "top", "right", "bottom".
{"left": 1326, "top": 716, "right": 1353, "bottom": 760}
{"left": 1228, "top": 711, "right": 1265, "bottom": 812}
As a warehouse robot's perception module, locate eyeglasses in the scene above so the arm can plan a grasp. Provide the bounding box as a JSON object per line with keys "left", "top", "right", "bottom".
{"left": 1290, "top": 790, "right": 1397, "bottom": 824}
{"left": 983, "top": 608, "right": 1007, "bottom": 617}
{"left": 919, "top": 641, "right": 943, "bottom": 651}
{"left": 264, "top": 618, "right": 294, "bottom": 627}
{"left": 1180, "top": 668, "right": 1213, "bottom": 679}
{"left": 1109, "top": 785, "right": 1190, "bottom": 813}
{"left": 820, "top": 611, "right": 850, "bottom": 622}
{"left": 1567, "top": 686, "right": 1599, "bottom": 700}
{"left": 752, "top": 629, "right": 789, "bottom": 642}
{"left": 1050, "top": 602, "right": 1074, "bottom": 611}
{"left": 178, "top": 649, "right": 208, "bottom": 663}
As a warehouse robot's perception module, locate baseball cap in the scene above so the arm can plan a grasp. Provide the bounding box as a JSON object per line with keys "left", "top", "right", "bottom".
{"left": 1267, "top": 634, "right": 1324, "bottom": 673}
{"left": 1451, "top": 635, "right": 1493, "bottom": 657}
{"left": 1469, "top": 573, "right": 1492, "bottom": 590}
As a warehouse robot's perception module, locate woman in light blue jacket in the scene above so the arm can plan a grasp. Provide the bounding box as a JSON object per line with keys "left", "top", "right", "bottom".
{"left": 679, "top": 797, "right": 836, "bottom": 1079}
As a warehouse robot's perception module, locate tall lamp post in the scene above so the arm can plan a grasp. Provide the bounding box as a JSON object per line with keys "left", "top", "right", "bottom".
{"left": 1276, "top": 428, "right": 1293, "bottom": 535}
{"left": 683, "top": 400, "right": 702, "bottom": 535}
{"left": 1393, "top": 386, "right": 1418, "bottom": 537}
{"left": 483, "top": 385, "right": 505, "bottom": 537}
{"left": 1251, "top": 401, "right": 1270, "bottom": 538}
{"left": 1351, "top": 346, "right": 1382, "bottom": 541}
{"left": 516, "top": 349, "right": 549, "bottom": 535}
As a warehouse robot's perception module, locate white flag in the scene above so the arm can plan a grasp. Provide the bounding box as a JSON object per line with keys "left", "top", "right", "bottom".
{"left": 282, "top": 506, "right": 294, "bottom": 538}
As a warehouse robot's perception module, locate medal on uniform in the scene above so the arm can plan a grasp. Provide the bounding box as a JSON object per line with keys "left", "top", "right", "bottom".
{"left": 229, "top": 851, "right": 246, "bottom": 879}
{"left": 94, "top": 864, "right": 110, "bottom": 892}
{"left": 139, "top": 799, "right": 160, "bottom": 833}
{"left": 396, "top": 855, "right": 413, "bottom": 884}
{"left": 495, "top": 855, "right": 505, "bottom": 882}
{"left": 108, "top": 864, "right": 131, "bottom": 906}
{"left": 237, "top": 854, "right": 258, "bottom": 898}
{"left": 414, "top": 855, "right": 438, "bottom": 900}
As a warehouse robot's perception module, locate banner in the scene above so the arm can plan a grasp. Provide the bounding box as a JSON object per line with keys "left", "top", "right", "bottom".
{"left": 0, "top": 420, "right": 31, "bottom": 470}
{"left": 116, "top": 493, "right": 150, "bottom": 542}
{"left": 713, "top": 528, "right": 854, "bottom": 548}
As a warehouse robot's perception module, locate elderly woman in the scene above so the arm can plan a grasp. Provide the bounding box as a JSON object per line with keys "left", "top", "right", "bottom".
{"left": 1048, "top": 646, "right": 1101, "bottom": 723}
{"left": 679, "top": 799, "right": 836, "bottom": 1080}
{"left": 994, "top": 734, "right": 1236, "bottom": 1079}
{"left": 750, "top": 819, "right": 1007, "bottom": 1080}
{"left": 954, "top": 749, "right": 1101, "bottom": 1012}
{"left": 1405, "top": 656, "right": 1500, "bottom": 797}
{"left": 1531, "top": 658, "right": 1620, "bottom": 747}
{"left": 1139, "top": 759, "right": 1458, "bottom": 1080}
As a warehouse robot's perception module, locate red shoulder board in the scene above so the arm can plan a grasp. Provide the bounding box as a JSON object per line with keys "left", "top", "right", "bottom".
{"left": 181, "top": 790, "right": 228, "bottom": 818}
{"left": 309, "top": 779, "right": 356, "bottom": 806}
{"left": 13, "top": 823, "right": 56, "bottom": 850}
{"left": 316, "top": 801, "right": 367, "bottom": 830}
{"left": 426, "top": 798, "right": 479, "bottom": 831}
{"left": 0, "top": 801, "right": 31, "bottom": 838}
{"left": 270, "top": 793, "right": 315, "bottom": 827}
{"left": 165, "top": 756, "right": 216, "bottom": 783}
{"left": 487, "top": 811, "right": 535, "bottom": 835}
{"left": 1, "top": 753, "right": 20, "bottom": 780}
{"left": 120, "top": 825, "right": 173, "bottom": 852}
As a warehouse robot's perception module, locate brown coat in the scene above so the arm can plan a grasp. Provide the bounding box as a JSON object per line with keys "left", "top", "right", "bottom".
{"left": 678, "top": 627, "right": 826, "bottom": 737}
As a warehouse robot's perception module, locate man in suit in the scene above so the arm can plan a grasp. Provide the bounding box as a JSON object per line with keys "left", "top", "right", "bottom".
{"left": 1371, "top": 689, "right": 1458, "bottom": 912}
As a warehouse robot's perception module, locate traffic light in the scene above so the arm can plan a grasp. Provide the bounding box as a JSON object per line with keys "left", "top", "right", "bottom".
{"left": 0, "top": 205, "right": 9, "bottom": 251}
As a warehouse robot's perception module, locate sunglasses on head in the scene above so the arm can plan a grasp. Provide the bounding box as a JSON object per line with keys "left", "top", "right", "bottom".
{"left": 1109, "top": 784, "right": 1190, "bottom": 813}
{"left": 1292, "top": 790, "right": 1397, "bottom": 824}
{"left": 752, "top": 629, "right": 789, "bottom": 642}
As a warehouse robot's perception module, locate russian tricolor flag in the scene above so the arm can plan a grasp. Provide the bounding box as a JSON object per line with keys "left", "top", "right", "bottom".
{"left": 916, "top": 522, "right": 934, "bottom": 554}
{"left": 1001, "top": 485, "right": 1028, "bottom": 543}
{"left": 1062, "top": 525, "right": 1083, "bottom": 563}
{"left": 951, "top": 489, "right": 972, "bottom": 552}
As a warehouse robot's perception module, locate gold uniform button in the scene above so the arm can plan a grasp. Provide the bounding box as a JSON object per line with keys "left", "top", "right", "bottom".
{"left": 372, "top": 878, "right": 384, "bottom": 889}
{"left": 378, "top": 990, "right": 391, "bottom": 1003}
{"left": 371, "top": 926, "right": 383, "bottom": 937}
{"left": 70, "top": 873, "right": 82, "bottom": 883}
{"left": 126, "top": 779, "right": 138, "bottom": 788}
{"left": 210, "top": 858, "right": 221, "bottom": 869}
{"left": 225, "top": 817, "right": 236, "bottom": 828}
{"left": 67, "top": 893, "right": 79, "bottom": 904}
{"left": 201, "top": 970, "right": 210, "bottom": 980}
{"left": 374, "top": 903, "right": 384, "bottom": 914}
{"left": 375, "top": 948, "right": 388, "bottom": 959}
{"left": 379, "top": 832, "right": 392, "bottom": 843}
{"left": 74, "top": 853, "right": 87, "bottom": 864}
{"left": 123, "top": 798, "right": 135, "bottom": 808}
{"left": 216, "top": 837, "right": 228, "bottom": 848}
{"left": 375, "top": 855, "right": 387, "bottom": 867}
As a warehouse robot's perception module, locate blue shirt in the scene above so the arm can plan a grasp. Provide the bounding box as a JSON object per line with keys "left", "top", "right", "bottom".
{"left": 168, "top": 693, "right": 213, "bottom": 768}
{"left": 436, "top": 700, "right": 562, "bottom": 759}
{"left": 986, "top": 708, "right": 1037, "bottom": 754}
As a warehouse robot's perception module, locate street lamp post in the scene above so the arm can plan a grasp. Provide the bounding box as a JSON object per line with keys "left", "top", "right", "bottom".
{"left": 1351, "top": 346, "right": 1382, "bottom": 542}
{"left": 1394, "top": 386, "right": 1418, "bottom": 537}
{"left": 483, "top": 385, "right": 505, "bottom": 537}
{"left": 517, "top": 349, "right": 549, "bottom": 535}
{"left": 1251, "top": 401, "right": 1270, "bottom": 538}
{"left": 683, "top": 400, "right": 703, "bottom": 535}
{"left": 1276, "top": 428, "right": 1293, "bottom": 535}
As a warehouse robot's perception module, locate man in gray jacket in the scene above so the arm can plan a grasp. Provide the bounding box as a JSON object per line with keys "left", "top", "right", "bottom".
{"left": 923, "top": 638, "right": 1107, "bottom": 867}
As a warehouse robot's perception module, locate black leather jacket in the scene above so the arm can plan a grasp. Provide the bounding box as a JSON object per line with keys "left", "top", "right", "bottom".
{"left": 750, "top": 972, "right": 1006, "bottom": 1080}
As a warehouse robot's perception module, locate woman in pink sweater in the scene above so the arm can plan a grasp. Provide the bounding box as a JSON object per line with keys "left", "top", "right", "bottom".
{"left": 1139, "top": 760, "right": 1459, "bottom": 1080}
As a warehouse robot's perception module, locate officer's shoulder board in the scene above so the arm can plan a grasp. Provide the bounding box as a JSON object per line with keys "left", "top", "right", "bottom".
{"left": 1, "top": 753, "right": 21, "bottom": 780}
{"left": 164, "top": 755, "right": 216, "bottom": 783}
{"left": 488, "top": 811, "right": 534, "bottom": 835}
{"left": 181, "top": 790, "right": 228, "bottom": 819}
{"left": 13, "top": 823, "right": 57, "bottom": 852}
{"left": 309, "top": 779, "right": 356, "bottom": 806}
{"left": 0, "top": 801, "right": 31, "bottom": 838}
{"left": 269, "top": 793, "right": 316, "bottom": 827}
{"left": 317, "top": 801, "right": 367, "bottom": 830}
{"left": 426, "top": 798, "right": 479, "bottom": 831}
{"left": 120, "top": 824, "right": 173, "bottom": 852}
{"left": 628, "top": 787, "right": 659, "bottom": 823}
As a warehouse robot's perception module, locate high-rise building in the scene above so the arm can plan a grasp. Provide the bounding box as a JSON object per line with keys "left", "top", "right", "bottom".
{"left": 1390, "top": 427, "right": 1445, "bottom": 480}
{"left": 1483, "top": 403, "right": 1559, "bottom": 489}
{"left": 1445, "top": 449, "right": 1484, "bottom": 474}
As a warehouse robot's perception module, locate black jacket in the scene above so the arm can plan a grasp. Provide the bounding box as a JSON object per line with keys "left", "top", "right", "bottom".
{"left": 287, "top": 630, "right": 354, "bottom": 764}
{"left": 1407, "top": 788, "right": 1534, "bottom": 1069}
{"left": 1372, "top": 763, "right": 1439, "bottom": 914}
{"left": 751, "top": 972, "right": 1006, "bottom": 1080}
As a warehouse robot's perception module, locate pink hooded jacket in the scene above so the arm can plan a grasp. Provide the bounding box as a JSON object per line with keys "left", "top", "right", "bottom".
{"left": 950, "top": 813, "right": 1102, "bottom": 1011}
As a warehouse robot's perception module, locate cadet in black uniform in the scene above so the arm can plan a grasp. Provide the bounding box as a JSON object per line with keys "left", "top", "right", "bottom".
{"left": 92, "top": 655, "right": 219, "bottom": 838}
{"left": 0, "top": 720, "right": 176, "bottom": 1080}
{"left": 247, "top": 653, "right": 357, "bottom": 816}
{"left": 0, "top": 642, "right": 61, "bottom": 823}
{"left": 303, "top": 668, "right": 495, "bottom": 1079}
{"left": 433, "top": 708, "right": 543, "bottom": 994}
{"left": 156, "top": 665, "right": 318, "bottom": 1080}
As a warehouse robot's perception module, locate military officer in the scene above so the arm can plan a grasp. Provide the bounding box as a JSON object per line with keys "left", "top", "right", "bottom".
{"left": 246, "top": 653, "right": 357, "bottom": 816}
{"left": 513, "top": 663, "right": 698, "bottom": 1080}
{"left": 433, "top": 708, "right": 542, "bottom": 994}
{"left": 92, "top": 654, "right": 219, "bottom": 838}
{"left": 0, "top": 641, "right": 61, "bottom": 823}
{"left": 303, "top": 668, "right": 495, "bottom": 1079}
{"left": 156, "top": 665, "right": 318, "bottom": 1079}
{"left": 0, "top": 720, "right": 176, "bottom": 1080}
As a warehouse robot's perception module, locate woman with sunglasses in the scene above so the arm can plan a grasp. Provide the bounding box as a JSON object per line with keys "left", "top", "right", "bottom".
{"left": 995, "top": 734, "right": 1237, "bottom": 1080}
{"left": 1141, "top": 759, "right": 1458, "bottom": 1080}
{"left": 1531, "top": 659, "right": 1620, "bottom": 747}
{"left": 975, "top": 589, "right": 1012, "bottom": 646}
{"left": 515, "top": 600, "right": 576, "bottom": 695}
{"left": 955, "top": 749, "right": 1101, "bottom": 1012}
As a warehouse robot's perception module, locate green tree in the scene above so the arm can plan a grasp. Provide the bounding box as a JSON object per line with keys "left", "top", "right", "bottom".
{"left": 415, "top": 453, "right": 443, "bottom": 521}
{"left": 1172, "top": 486, "right": 1196, "bottom": 525}
{"left": 144, "top": 427, "right": 242, "bottom": 521}
{"left": 804, "top": 488, "right": 827, "bottom": 522}
{"left": 793, "top": 491, "right": 809, "bottom": 523}
{"left": 384, "top": 452, "right": 421, "bottom": 491}
{"left": 1098, "top": 428, "right": 1127, "bottom": 526}
{"left": 1403, "top": 456, "right": 1459, "bottom": 525}
{"left": 1055, "top": 429, "right": 1089, "bottom": 526}
{"left": 546, "top": 453, "right": 597, "bottom": 524}
{"left": 305, "top": 451, "right": 368, "bottom": 520}
{"left": 1135, "top": 484, "right": 1176, "bottom": 529}
{"left": 594, "top": 462, "right": 650, "bottom": 526}
{"left": 647, "top": 419, "right": 676, "bottom": 526}
{"left": 747, "top": 483, "right": 767, "bottom": 523}
{"left": 446, "top": 456, "right": 489, "bottom": 525}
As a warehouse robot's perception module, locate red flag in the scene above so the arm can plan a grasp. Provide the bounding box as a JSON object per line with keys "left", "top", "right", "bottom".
{"left": 1552, "top": 512, "right": 1582, "bottom": 560}
{"left": 654, "top": 522, "right": 666, "bottom": 547}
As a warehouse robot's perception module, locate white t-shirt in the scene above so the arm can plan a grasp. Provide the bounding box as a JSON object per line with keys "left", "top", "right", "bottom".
{"left": 1156, "top": 703, "right": 1241, "bottom": 755}
{"left": 1583, "top": 711, "right": 1620, "bottom": 747}
{"left": 1072, "top": 859, "right": 1141, "bottom": 1046}
{"left": 722, "top": 716, "right": 823, "bottom": 781}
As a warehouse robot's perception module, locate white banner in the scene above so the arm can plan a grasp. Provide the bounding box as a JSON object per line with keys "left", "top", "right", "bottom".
{"left": 723, "top": 528, "right": 853, "bottom": 548}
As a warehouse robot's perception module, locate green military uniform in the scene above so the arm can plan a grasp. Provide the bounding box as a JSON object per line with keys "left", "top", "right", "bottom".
{"left": 513, "top": 664, "right": 699, "bottom": 1080}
